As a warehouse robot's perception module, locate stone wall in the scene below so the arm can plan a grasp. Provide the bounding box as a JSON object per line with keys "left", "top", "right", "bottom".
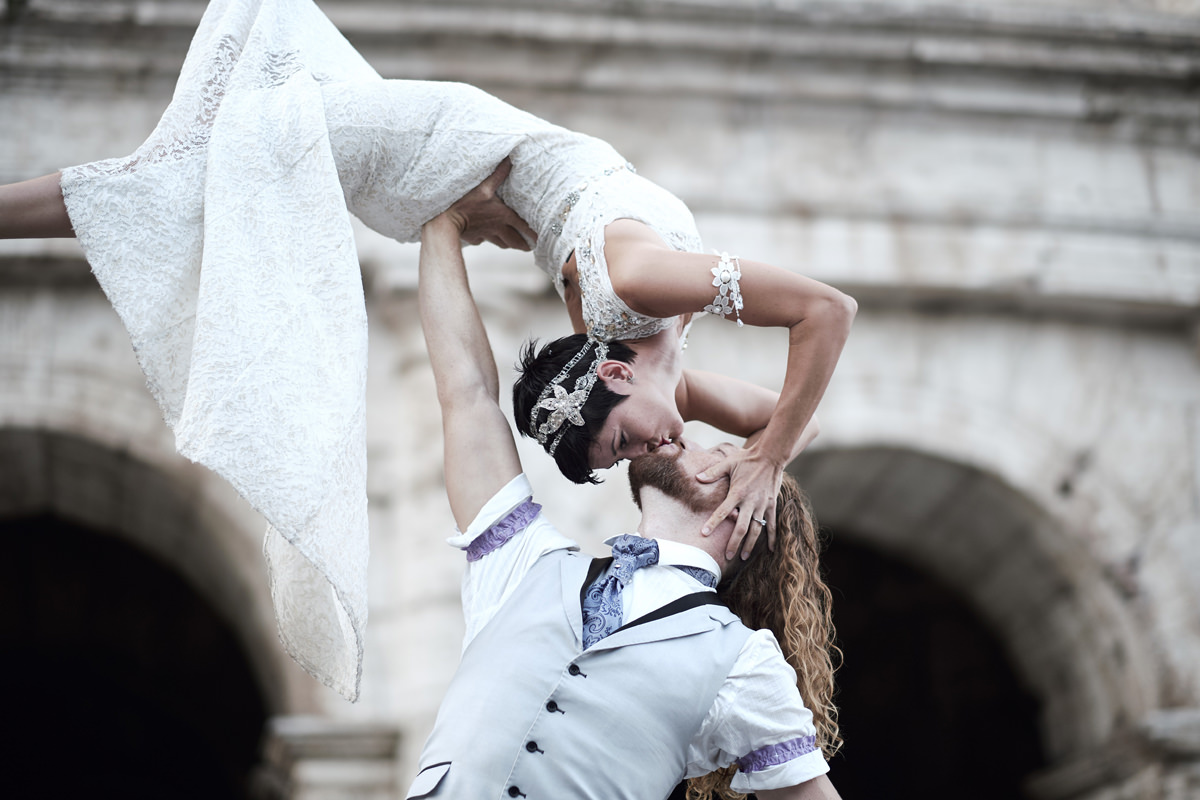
{"left": 2, "top": 0, "right": 1198, "bottom": 796}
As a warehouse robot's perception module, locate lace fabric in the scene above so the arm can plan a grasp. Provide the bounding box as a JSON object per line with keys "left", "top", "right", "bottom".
{"left": 553, "top": 169, "right": 704, "bottom": 343}
{"left": 61, "top": 0, "right": 378, "bottom": 702}
{"left": 59, "top": 0, "right": 705, "bottom": 700}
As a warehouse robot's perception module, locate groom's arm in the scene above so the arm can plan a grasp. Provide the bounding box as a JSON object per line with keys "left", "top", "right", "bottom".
{"left": 758, "top": 775, "right": 842, "bottom": 800}
{"left": 419, "top": 216, "right": 520, "bottom": 528}
{"left": 418, "top": 163, "right": 536, "bottom": 528}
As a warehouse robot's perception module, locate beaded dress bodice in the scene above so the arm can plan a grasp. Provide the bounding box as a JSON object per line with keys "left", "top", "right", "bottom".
{"left": 539, "top": 167, "right": 703, "bottom": 342}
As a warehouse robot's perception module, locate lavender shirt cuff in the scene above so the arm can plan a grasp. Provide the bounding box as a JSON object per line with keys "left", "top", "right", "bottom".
{"left": 737, "top": 735, "right": 818, "bottom": 773}
{"left": 465, "top": 498, "right": 543, "bottom": 562}
{"left": 729, "top": 734, "right": 828, "bottom": 794}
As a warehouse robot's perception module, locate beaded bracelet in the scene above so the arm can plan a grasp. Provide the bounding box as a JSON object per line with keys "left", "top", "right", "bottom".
{"left": 703, "top": 251, "right": 744, "bottom": 327}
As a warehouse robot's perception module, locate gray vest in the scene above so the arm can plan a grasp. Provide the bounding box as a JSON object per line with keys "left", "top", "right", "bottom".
{"left": 405, "top": 548, "right": 753, "bottom": 800}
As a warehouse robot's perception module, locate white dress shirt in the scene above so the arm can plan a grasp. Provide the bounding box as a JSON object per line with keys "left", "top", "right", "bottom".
{"left": 446, "top": 474, "right": 829, "bottom": 792}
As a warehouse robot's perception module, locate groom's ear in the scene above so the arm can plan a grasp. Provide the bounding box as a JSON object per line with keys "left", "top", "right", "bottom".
{"left": 596, "top": 360, "right": 633, "bottom": 384}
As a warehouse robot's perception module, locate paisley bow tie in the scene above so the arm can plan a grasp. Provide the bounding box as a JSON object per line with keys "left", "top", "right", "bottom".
{"left": 580, "top": 535, "right": 719, "bottom": 647}
{"left": 581, "top": 535, "right": 659, "bottom": 648}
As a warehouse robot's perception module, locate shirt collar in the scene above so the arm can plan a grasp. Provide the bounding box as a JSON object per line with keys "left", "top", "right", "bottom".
{"left": 603, "top": 535, "right": 722, "bottom": 582}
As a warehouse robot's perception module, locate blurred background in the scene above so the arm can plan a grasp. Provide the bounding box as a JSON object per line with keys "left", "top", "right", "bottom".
{"left": 1, "top": 0, "right": 1198, "bottom": 797}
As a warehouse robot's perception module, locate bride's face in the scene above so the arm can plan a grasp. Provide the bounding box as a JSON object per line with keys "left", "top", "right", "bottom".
{"left": 587, "top": 379, "right": 685, "bottom": 470}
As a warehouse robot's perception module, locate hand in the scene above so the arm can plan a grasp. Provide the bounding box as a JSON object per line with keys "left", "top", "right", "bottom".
{"left": 697, "top": 444, "right": 784, "bottom": 560}
{"left": 439, "top": 158, "right": 537, "bottom": 250}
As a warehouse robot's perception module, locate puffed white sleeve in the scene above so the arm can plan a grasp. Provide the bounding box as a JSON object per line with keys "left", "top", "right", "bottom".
{"left": 686, "top": 628, "right": 830, "bottom": 792}
{"left": 446, "top": 473, "right": 577, "bottom": 648}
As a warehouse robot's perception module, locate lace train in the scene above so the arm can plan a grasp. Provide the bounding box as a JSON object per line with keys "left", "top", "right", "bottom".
{"left": 61, "top": 0, "right": 377, "bottom": 701}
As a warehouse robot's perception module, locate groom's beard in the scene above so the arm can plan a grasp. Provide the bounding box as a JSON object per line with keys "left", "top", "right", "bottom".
{"left": 628, "top": 448, "right": 709, "bottom": 513}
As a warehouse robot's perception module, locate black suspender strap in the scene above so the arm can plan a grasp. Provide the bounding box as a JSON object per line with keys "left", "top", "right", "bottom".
{"left": 580, "top": 556, "right": 613, "bottom": 608}
{"left": 614, "top": 591, "right": 727, "bottom": 635}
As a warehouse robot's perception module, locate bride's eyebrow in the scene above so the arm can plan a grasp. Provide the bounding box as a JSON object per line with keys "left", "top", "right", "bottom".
{"left": 610, "top": 430, "right": 619, "bottom": 460}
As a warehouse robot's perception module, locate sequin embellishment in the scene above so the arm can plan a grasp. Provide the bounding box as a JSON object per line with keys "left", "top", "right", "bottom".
{"left": 548, "top": 162, "right": 635, "bottom": 237}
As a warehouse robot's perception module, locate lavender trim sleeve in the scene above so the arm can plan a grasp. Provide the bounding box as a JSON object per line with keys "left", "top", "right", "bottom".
{"left": 736, "top": 735, "right": 819, "bottom": 774}
{"left": 465, "top": 499, "right": 543, "bottom": 562}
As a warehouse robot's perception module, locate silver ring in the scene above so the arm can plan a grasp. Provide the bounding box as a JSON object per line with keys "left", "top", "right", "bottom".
{"left": 753, "top": 517, "right": 767, "bottom": 526}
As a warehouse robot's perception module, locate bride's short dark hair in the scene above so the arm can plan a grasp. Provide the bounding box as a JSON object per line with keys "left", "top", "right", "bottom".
{"left": 513, "top": 334, "right": 637, "bottom": 484}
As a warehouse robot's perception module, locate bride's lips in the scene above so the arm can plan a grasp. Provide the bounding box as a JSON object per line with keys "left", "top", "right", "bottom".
{"left": 654, "top": 438, "right": 681, "bottom": 453}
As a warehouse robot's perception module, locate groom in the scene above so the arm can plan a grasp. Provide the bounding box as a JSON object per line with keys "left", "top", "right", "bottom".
{"left": 408, "top": 164, "right": 841, "bottom": 800}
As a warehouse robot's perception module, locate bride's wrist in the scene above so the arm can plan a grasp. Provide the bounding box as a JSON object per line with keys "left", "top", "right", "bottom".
{"left": 746, "top": 438, "right": 788, "bottom": 471}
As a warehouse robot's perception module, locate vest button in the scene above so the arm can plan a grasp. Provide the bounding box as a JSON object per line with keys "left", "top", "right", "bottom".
{"left": 526, "top": 740, "right": 539, "bottom": 752}
{"left": 508, "top": 787, "right": 522, "bottom": 797}
{"left": 568, "top": 664, "right": 581, "bottom": 676}
{"left": 546, "top": 700, "right": 558, "bottom": 712}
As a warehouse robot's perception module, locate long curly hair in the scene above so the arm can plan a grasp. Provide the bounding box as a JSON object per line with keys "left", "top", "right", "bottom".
{"left": 688, "top": 474, "right": 842, "bottom": 800}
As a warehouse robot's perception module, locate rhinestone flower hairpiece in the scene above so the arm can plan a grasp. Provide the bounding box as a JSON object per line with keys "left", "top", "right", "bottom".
{"left": 530, "top": 338, "right": 610, "bottom": 456}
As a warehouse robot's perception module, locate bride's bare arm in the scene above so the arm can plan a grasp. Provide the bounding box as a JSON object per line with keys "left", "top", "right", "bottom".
{"left": 676, "top": 369, "right": 819, "bottom": 458}
{"left": 0, "top": 173, "right": 75, "bottom": 238}
{"left": 606, "top": 219, "right": 855, "bottom": 557}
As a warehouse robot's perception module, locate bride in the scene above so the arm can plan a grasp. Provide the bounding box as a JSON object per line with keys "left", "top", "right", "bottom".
{"left": 0, "top": 0, "right": 855, "bottom": 700}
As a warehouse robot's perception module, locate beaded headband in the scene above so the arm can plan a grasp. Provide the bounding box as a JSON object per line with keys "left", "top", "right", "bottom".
{"left": 530, "top": 338, "right": 610, "bottom": 456}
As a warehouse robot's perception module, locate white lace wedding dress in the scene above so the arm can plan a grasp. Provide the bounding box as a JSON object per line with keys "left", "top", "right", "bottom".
{"left": 60, "top": 0, "right": 702, "bottom": 701}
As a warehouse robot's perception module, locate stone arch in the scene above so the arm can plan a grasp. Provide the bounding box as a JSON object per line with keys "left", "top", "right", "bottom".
{"left": 0, "top": 279, "right": 400, "bottom": 797}
{"left": 0, "top": 284, "right": 322, "bottom": 712}
{"left": 821, "top": 535, "right": 1046, "bottom": 798}
{"left": 0, "top": 425, "right": 315, "bottom": 715}
{"left": 2, "top": 512, "right": 269, "bottom": 797}
{"left": 791, "top": 444, "right": 1157, "bottom": 780}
